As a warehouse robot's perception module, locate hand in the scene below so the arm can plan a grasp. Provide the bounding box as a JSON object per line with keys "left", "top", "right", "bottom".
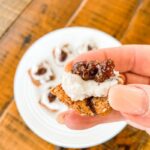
{"left": 57, "top": 45, "right": 150, "bottom": 133}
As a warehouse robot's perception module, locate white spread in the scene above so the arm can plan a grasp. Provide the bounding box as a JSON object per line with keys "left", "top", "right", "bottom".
{"left": 40, "top": 89, "right": 59, "bottom": 111}
{"left": 62, "top": 71, "right": 119, "bottom": 101}
{"left": 31, "top": 61, "right": 53, "bottom": 84}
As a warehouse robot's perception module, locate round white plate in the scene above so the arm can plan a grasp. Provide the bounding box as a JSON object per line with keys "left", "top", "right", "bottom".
{"left": 14, "top": 27, "right": 127, "bottom": 148}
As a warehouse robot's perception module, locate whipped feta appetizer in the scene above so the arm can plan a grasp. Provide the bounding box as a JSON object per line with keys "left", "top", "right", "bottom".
{"left": 51, "top": 59, "right": 124, "bottom": 115}
{"left": 40, "top": 88, "right": 67, "bottom": 112}
{"left": 62, "top": 60, "right": 120, "bottom": 101}
{"left": 77, "top": 40, "right": 98, "bottom": 54}
{"left": 29, "top": 61, "right": 54, "bottom": 86}
{"left": 40, "top": 88, "right": 58, "bottom": 111}
{"left": 53, "top": 43, "right": 72, "bottom": 66}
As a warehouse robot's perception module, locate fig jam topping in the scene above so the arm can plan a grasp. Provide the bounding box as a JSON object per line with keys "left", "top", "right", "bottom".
{"left": 87, "top": 45, "right": 93, "bottom": 51}
{"left": 59, "top": 50, "right": 67, "bottom": 62}
{"left": 48, "top": 92, "right": 56, "bottom": 102}
{"left": 50, "top": 75, "right": 55, "bottom": 80}
{"left": 72, "top": 59, "right": 115, "bottom": 82}
{"left": 35, "top": 67, "right": 47, "bottom": 75}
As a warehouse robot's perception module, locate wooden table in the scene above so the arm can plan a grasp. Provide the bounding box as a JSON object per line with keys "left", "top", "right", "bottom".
{"left": 0, "top": 0, "right": 150, "bottom": 149}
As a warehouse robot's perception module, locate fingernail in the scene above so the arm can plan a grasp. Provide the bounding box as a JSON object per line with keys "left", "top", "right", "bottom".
{"left": 56, "top": 113, "right": 66, "bottom": 124}
{"left": 108, "top": 85, "right": 148, "bottom": 115}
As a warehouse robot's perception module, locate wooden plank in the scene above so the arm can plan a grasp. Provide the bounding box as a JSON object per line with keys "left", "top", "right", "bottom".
{"left": 0, "top": 0, "right": 82, "bottom": 114}
{"left": 121, "top": 0, "right": 150, "bottom": 43}
{"left": 0, "top": 0, "right": 32, "bottom": 37}
{"left": 69, "top": 0, "right": 140, "bottom": 39}
{"left": 102, "top": 126, "right": 149, "bottom": 149}
{"left": 0, "top": 102, "right": 55, "bottom": 150}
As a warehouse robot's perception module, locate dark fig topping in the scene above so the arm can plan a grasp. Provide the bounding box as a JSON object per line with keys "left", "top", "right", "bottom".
{"left": 59, "top": 50, "right": 67, "bottom": 62}
{"left": 35, "top": 67, "right": 47, "bottom": 75}
{"left": 87, "top": 45, "right": 93, "bottom": 51}
{"left": 48, "top": 92, "right": 56, "bottom": 102}
{"left": 72, "top": 59, "right": 115, "bottom": 82}
{"left": 50, "top": 75, "right": 55, "bottom": 80}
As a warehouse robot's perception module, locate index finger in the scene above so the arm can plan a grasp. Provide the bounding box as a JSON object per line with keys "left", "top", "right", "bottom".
{"left": 58, "top": 110, "right": 124, "bottom": 130}
{"left": 66, "top": 45, "right": 150, "bottom": 77}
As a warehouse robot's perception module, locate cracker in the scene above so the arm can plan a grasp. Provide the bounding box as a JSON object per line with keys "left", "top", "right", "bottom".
{"left": 50, "top": 75, "right": 124, "bottom": 116}
{"left": 51, "top": 84, "right": 112, "bottom": 116}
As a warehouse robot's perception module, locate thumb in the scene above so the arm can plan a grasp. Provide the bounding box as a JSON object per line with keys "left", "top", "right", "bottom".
{"left": 109, "top": 84, "right": 150, "bottom": 128}
{"left": 108, "top": 84, "right": 150, "bottom": 115}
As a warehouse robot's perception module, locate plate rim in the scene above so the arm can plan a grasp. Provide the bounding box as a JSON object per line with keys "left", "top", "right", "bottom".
{"left": 14, "top": 26, "right": 127, "bottom": 148}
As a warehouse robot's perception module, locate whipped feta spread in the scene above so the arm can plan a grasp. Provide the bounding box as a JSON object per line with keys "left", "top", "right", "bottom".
{"left": 31, "top": 61, "right": 53, "bottom": 84}
{"left": 62, "top": 71, "right": 120, "bottom": 101}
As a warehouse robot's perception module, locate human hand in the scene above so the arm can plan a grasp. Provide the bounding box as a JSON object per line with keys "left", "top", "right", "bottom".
{"left": 57, "top": 45, "right": 150, "bottom": 133}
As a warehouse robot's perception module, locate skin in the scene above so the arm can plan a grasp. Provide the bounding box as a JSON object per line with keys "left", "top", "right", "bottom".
{"left": 57, "top": 45, "right": 150, "bottom": 133}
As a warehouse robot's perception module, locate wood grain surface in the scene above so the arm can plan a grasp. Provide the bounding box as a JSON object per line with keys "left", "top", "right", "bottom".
{"left": 0, "top": 0, "right": 150, "bottom": 149}
{"left": 70, "top": 0, "right": 140, "bottom": 39}
{"left": 121, "top": 0, "right": 150, "bottom": 43}
{"left": 0, "top": 102, "right": 55, "bottom": 150}
{"left": 0, "top": 0, "right": 32, "bottom": 37}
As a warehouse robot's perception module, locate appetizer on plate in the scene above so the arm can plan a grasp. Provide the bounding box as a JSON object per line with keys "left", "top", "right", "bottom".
{"left": 53, "top": 43, "right": 72, "bottom": 66}
{"left": 28, "top": 61, "right": 55, "bottom": 86}
{"left": 28, "top": 40, "right": 102, "bottom": 114}
{"left": 51, "top": 59, "right": 124, "bottom": 116}
{"left": 39, "top": 87, "right": 58, "bottom": 112}
{"left": 39, "top": 87, "right": 67, "bottom": 112}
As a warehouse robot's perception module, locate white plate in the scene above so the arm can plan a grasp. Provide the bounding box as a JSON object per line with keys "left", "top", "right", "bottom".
{"left": 14, "top": 27, "right": 127, "bottom": 148}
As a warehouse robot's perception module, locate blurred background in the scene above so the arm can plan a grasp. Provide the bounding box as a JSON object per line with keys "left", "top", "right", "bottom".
{"left": 0, "top": 0, "right": 150, "bottom": 149}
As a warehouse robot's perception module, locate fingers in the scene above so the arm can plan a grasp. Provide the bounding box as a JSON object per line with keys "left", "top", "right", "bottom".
{"left": 65, "top": 45, "right": 150, "bottom": 76}
{"left": 109, "top": 84, "right": 150, "bottom": 128}
{"left": 108, "top": 84, "right": 149, "bottom": 115}
{"left": 122, "top": 113, "right": 150, "bottom": 128}
{"left": 125, "top": 73, "right": 150, "bottom": 84}
{"left": 57, "top": 111, "right": 67, "bottom": 124}
{"left": 57, "top": 110, "right": 124, "bottom": 130}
